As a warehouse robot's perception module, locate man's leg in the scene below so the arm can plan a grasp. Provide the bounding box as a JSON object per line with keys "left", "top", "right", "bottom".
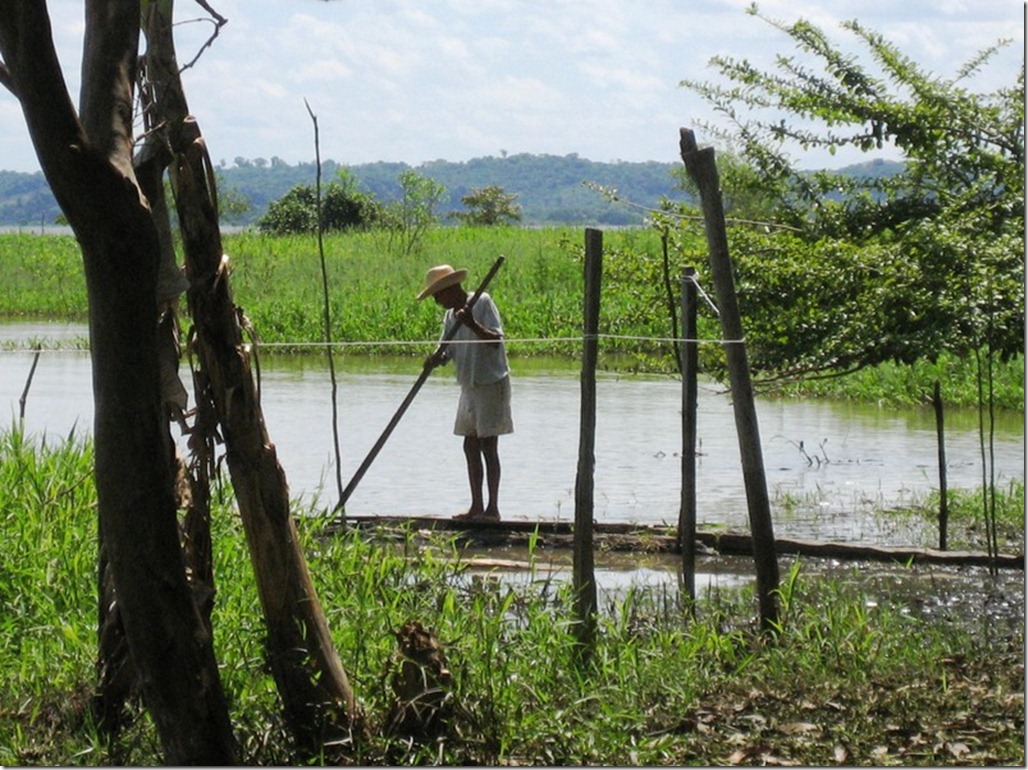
{"left": 463, "top": 436, "right": 485, "bottom": 517}
{"left": 481, "top": 436, "right": 500, "bottom": 518}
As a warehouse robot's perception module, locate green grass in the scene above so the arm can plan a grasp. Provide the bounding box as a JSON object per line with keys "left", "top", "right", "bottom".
{"left": 774, "top": 352, "right": 1026, "bottom": 410}
{"left": 220, "top": 226, "right": 682, "bottom": 362}
{"left": 1, "top": 427, "right": 1023, "bottom": 765}
{"left": 912, "top": 479, "right": 1026, "bottom": 553}
{"left": 0, "top": 229, "right": 1022, "bottom": 408}
{"left": 0, "top": 233, "right": 86, "bottom": 318}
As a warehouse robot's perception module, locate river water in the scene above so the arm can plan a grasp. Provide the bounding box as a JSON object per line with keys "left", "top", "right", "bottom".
{"left": 2, "top": 322, "right": 1023, "bottom": 550}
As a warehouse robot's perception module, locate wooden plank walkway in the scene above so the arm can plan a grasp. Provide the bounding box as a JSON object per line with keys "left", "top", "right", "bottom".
{"left": 328, "top": 515, "right": 1024, "bottom": 570}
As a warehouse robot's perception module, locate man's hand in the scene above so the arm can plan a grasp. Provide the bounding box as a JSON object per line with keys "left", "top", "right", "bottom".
{"left": 455, "top": 306, "right": 500, "bottom": 342}
{"left": 454, "top": 306, "right": 475, "bottom": 330}
{"left": 425, "top": 347, "right": 448, "bottom": 370}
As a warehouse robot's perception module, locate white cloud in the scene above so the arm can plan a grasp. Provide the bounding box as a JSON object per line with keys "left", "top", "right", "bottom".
{"left": 0, "top": 0, "right": 1021, "bottom": 172}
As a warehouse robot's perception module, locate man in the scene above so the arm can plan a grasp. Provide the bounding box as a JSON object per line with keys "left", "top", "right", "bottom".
{"left": 419, "top": 264, "right": 513, "bottom": 521}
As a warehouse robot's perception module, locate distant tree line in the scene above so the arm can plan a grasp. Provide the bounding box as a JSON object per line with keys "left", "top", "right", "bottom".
{"left": 0, "top": 151, "right": 903, "bottom": 229}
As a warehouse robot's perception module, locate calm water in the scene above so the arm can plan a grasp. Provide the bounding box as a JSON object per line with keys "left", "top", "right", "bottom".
{"left": 2, "top": 322, "right": 1023, "bottom": 549}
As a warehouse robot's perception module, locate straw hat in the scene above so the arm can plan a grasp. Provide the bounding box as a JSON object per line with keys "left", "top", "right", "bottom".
{"left": 417, "top": 264, "right": 468, "bottom": 300}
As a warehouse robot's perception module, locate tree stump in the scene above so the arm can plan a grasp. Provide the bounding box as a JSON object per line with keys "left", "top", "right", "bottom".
{"left": 384, "top": 620, "right": 454, "bottom": 741}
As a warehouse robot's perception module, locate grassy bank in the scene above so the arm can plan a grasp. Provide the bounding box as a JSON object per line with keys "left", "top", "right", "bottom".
{"left": 0, "top": 229, "right": 1022, "bottom": 409}
{"left": 1, "top": 428, "right": 1024, "bottom": 765}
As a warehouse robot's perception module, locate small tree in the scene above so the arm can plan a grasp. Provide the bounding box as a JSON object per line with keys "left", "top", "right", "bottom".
{"left": 681, "top": 5, "right": 1024, "bottom": 554}
{"left": 451, "top": 184, "right": 522, "bottom": 226}
{"left": 381, "top": 169, "right": 445, "bottom": 256}
{"left": 258, "top": 171, "right": 380, "bottom": 234}
{"left": 680, "top": 6, "right": 1024, "bottom": 377}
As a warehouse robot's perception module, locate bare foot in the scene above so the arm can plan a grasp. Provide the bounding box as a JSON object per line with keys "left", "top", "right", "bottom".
{"left": 454, "top": 509, "right": 499, "bottom": 521}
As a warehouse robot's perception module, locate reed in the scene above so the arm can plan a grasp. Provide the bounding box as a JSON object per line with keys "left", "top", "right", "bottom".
{"left": 1, "top": 427, "right": 1022, "bottom": 765}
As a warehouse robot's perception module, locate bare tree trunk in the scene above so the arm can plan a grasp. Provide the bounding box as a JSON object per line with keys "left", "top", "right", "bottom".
{"left": 0, "top": 4, "right": 236, "bottom": 764}
{"left": 141, "top": 1, "right": 358, "bottom": 749}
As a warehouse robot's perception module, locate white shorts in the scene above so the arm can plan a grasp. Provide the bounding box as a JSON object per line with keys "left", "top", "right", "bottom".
{"left": 453, "top": 376, "right": 513, "bottom": 438}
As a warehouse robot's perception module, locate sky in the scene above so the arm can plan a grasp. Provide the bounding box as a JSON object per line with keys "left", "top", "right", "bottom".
{"left": 0, "top": 0, "right": 1023, "bottom": 173}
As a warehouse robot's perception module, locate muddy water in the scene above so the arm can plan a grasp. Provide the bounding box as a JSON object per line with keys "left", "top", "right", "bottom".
{"left": 2, "top": 322, "right": 1023, "bottom": 551}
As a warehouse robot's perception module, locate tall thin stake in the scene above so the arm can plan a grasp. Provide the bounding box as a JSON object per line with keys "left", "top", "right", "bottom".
{"left": 679, "top": 268, "right": 698, "bottom": 608}
{"left": 573, "top": 227, "right": 601, "bottom": 663}
{"left": 18, "top": 345, "right": 42, "bottom": 420}
{"left": 305, "top": 100, "right": 344, "bottom": 514}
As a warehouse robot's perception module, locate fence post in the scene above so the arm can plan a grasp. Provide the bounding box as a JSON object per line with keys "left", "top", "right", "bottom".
{"left": 933, "top": 380, "right": 949, "bottom": 550}
{"left": 679, "top": 267, "right": 698, "bottom": 606}
{"left": 573, "top": 227, "right": 601, "bottom": 660}
{"left": 679, "top": 128, "right": 781, "bottom": 632}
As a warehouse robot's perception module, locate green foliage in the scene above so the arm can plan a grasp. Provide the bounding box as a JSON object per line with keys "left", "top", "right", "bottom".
{"left": 0, "top": 227, "right": 1022, "bottom": 409}
{"left": 1, "top": 428, "right": 1022, "bottom": 764}
{"left": 379, "top": 170, "right": 446, "bottom": 257}
{"left": 451, "top": 184, "right": 523, "bottom": 226}
{"left": 0, "top": 233, "right": 86, "bottom": 318}
{"left": 213, "top": 173, "right": 252, "bottom": 225}
{"left": 0, "top": 170, "right": 62, "bottom": 226}
{"left": 917, "top": 479, "right": 1025, "bottom": 552}
{"left": 680, "top": 7, "right": 1025, "bottom": 378}
{"left": 257, "top": 174, "right": 381, "bottom": 235}
{"left": 774, "top": 350, "right": 1025, "bottom": 408}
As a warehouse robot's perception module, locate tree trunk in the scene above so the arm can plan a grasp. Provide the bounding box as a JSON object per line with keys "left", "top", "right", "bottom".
{"left": 140, "top": 1, "right": 359, "bottom": 748}
{"left": 0, "top": 4, "right": 236, "bottom": 763}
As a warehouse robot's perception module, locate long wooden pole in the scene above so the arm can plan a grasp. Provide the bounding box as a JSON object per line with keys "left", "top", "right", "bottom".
{"left": 933, "top": 380, "right": 949, "bottom": 550}
{"left": 679, "top": 128, "right": 780, "bottom": 632}
{"left": 338, "top": 256, "right": 506, "bottom": 508}
{"left": 679, "top": 267, "right": 698, "bottom": 605}
{"left": 572, "top": 228, "right": 601, "bottom": 660}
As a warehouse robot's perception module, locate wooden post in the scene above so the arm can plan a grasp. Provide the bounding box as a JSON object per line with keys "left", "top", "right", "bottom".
{"left": 933, "top": 380, "right": 949, "bottom": 550}
{"left": 679, "top": 267, "right": 698, "bottom": 606}
{"left": 573, "top": 227, "right": 601, "bottom": 659}
{"left": 679, "top": 128, "right": 780, "bottom": 632}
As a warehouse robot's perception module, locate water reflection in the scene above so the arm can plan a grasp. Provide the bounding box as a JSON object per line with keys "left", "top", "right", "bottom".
{"left": 1, "top": 324, "right": 1023, "bottom": 549}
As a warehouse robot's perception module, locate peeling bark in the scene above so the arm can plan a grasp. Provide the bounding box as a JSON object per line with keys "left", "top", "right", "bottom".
{"left": 141, "top": 1, "right": 359, "bottom": 750}
{"left": 0, "top": 3, "right": 236, "bottom": 763}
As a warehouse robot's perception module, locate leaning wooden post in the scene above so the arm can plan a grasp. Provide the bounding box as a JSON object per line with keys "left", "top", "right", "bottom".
{"left": 573, "top": 227, "right": 601, "bottom": 660}
{"left": 679, "top": 267, "right": 699, "bottom": 606}
{"left": 679, "top": 128, "right": 780, "bottom": 632}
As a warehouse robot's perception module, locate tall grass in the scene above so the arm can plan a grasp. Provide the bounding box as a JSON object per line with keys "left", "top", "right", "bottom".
{"left": 222, "top": 226, "right": 682, "bottom": 362}
{"left": 775, "top": 352, "right": 1026, "bottom": 410}
{"left": 0, "top": 233, "right": 86, "bottom": 318}
{"left": 0, "top": 229, "right": 1022, "bottom": 408}
{"left": 1, "top": 427, "right": 1023, "bottom": 765}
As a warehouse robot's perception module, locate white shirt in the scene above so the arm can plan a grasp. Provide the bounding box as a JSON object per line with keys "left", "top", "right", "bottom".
{"left": 442, "top": 292, "right": 510, "bottom": 387}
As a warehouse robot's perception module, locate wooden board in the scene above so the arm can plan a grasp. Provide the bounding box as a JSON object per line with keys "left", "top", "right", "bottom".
{"left": 326, "top": 515, "right": 1024, "bottom": 570}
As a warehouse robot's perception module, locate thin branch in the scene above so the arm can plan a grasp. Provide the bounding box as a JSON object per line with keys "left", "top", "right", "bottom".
{"left": 304, "top": 98, "right": 345, "bottom": 514}
{"left": 18, "top": 346, "right": 42, "bottom": 420}
{"left": 753, "top": 361, "right": 870, "bottom": 388}
{"left": 583, "top": 181, "right": 805, "bottom": 232}
{"left": 178, "top": 1, "right": 228, "bottom": 72}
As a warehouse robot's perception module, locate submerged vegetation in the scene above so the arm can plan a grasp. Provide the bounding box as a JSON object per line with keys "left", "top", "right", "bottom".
{"left": 0, "top": 428, "right": 1022, "bottom": 766}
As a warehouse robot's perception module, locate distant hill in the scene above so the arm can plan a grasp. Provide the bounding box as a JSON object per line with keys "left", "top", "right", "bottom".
{"left": 0, "top": 170, "right": 64, "bottom": 228}
{"left": 0, "top": 154, "right": 904, "bottom": 228}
